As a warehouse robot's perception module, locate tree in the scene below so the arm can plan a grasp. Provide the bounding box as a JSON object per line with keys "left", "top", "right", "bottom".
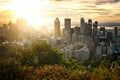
{"left": 31, "top": 41, "right": 63, "bottom": 66}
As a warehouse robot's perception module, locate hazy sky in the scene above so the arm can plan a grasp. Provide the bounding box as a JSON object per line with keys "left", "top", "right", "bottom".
{"left": 0, "top": 0, "right": 120, "bottom": 27}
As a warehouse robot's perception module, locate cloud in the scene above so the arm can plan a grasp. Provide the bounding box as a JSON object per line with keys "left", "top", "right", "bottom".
{"left": 0, "top": 0, "right": 12, "bottom": 5}
{"left": 0, "top": 0, "right": 120, "bottom": 24}
{"left": 50, "top": 0, "right": 120, "bottom": 4}
{"left": 0, "top": 10, "right": 16, "bottom": 23}
{"left": 0, "top": 10, "right": 14, "bottom": 13}
{"left": 54, "top": 0, "right": 65, "bottom": 1}
{"left": 95, "top": 0, "right": 120, "bottom": 5}
{"left": 50, "top": 0, "right": 69, "bottom": 1}
{"left": 114, "top": 13, "right": 120, "bottom": 16}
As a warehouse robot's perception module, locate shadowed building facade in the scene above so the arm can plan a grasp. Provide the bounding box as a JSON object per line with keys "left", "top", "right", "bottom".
{"left": 64, "top": 18, "right": 71, "bottom": 43}
{"left": 93, "top": 21, "right": 98, "bottom": 41}
{"left": 65, "top": 18, "right": 71, "bottom": 32}
{"left": 88, "top": 19, "right": 92, "bottom": 36}
{"left": 80, "top": 17, "right": 85, "bottom": 35}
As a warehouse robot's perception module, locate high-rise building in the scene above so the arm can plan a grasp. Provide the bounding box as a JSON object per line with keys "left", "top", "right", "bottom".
{"left": 88, "top": 19, "right": 92, "bottom": 36}
{"left": 54, "top": 18, "right": 61, "bottom": 37}
{"left": 88, "top": 19, "right": 92, "bottom": 25}
{"left": 64, "top": 18, "right": 71, "bottom": 43}
{"left": 85, "top": 22, "right": 88, "bottom": 35}
{"left": 65, "top": 18, "right": 71, "bottom": 32}
{"left": 107, "top": 32, "right": 113, "bottom": 45}
{"left": 1, "top": 24, "right": 9, "bottom": 41}
{"left": 8, "top": 21, "right": 19, "bottom": 41}
{"left": 65, "top": 31, "right": 71, "bottom": 43}
{"left": 100, "top": 27, "right": 105, "bottom": 37}
{"left": 93, "top": 21, "right": 98, "bottom": 40}
{"left": 72, "top": 32, "right": 77, "bottom": 44}
{"left": 80, "top": 17, "right": 85, "bottom": 35}
{"left": 114, "top": 27, "right": 118, "bottom": 38}
{"left": 74, "top": 26, "right": 80, "bottom": 35}
{"left": 114, "top": 27, "right": 118, "bottom": 50}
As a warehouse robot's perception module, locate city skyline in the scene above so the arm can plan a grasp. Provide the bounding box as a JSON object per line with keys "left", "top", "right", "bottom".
{"left": 0, "top": 0, "right": 120, "bottom": 28}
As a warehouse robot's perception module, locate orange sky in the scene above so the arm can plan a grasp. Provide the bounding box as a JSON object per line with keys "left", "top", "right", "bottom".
{"left": 0, "top": 0, "right": 120, "bottom": 28}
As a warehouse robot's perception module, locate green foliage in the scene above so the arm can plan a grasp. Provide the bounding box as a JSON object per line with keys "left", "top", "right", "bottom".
{"left": 79, "top": 60, "right": 91, "bottom": 67}
{"left": 0, "top": 41, "right": 120, "bottom": 80}
{"left": 92, "top": 61, "right": 120, "bottom": 80}
{"left": 0, "top": 58, "right": 23, "bottom": 80}
{"left": 31, "top": 41, "right": 63, "bottom": 65}
{"left": 62, "top": 58, "right": 80, "bottom": 69}
{"left": 20, "top": 48, "right": 35, "bottom": 66}
{"left": 90, "top": 60, "right": 101, "bottom": 68}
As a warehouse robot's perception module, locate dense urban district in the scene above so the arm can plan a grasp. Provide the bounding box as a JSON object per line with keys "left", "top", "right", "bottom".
{"left": 0, "top": 17, "right": 120, "bottom": 80}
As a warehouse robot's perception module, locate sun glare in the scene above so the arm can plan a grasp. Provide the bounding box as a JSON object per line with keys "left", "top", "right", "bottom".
{"left": 5, "top": 0, "right": 50, "bottom": 25}
{"left": 16, "top": 9, "right": 45, "bottom": 25}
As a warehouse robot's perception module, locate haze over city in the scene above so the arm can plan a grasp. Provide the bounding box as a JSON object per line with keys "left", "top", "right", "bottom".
{"left": 0, "top": 0, "right": 120, "bottom": 29}
{"left": 1, "top": 0, "right": 120, "bottom": 80}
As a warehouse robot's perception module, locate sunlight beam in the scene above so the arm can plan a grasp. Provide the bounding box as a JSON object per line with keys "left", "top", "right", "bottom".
{"left": 4, "top": 0, "right": 50, "bottom": 25}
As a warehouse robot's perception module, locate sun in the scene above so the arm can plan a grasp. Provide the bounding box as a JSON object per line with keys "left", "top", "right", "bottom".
{"left": 16, "top": 9, "right": 45, "bottom": 25}
{"left": 5, "top": 0, "right": 50, "bottom": 25}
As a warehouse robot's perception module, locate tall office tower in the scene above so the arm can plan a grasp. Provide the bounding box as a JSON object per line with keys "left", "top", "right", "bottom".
{"left": 70, "top": 28, "right": 74, "bottom": 41}
{"left": 2, "top": 24, "right": 9, "bottom": 41}
{"left": 93, "top": 21, "right": 98, "bottom": 40}
{"left": 114, "top": 27, "right": 118, "bottom": 50}
{"left": 88, "top": 19, "right": 92, "bottom": 36}
{"left": 107, "top": 32, "right": 113, "bottom": 45}
{"left": 72, "top": 32, "right": 77, "bottom": 44}
{"left": 54, "top": 18, "right": 61, "bottom": 37}
{"left": 64, "top": 18, "right": 71, "bottom": 43}
{"left": 74, "top": 26, "right": 80, "bottom": 35}
{"left": 85, "top": 22, "right": 88, "bottom": 35}
{"left": 88, "top": 19, "right": 92, "bottom": 24}
{"left": 8, "top": 21, "right": 14, "bottom": 41}
{"left": 100, "top": 27, "right": 105, "bottom": 37}
{"left": 114, "top": 27, "right": 118, "bottom": 38}
{"left": 80, "top": 17, "right": 85, "bottom": 35}
{"left": 65, "top": 18, "right": 71, "bottom": 31}
{"left": 65, "top": 31, "right": 71, "bottom": 43}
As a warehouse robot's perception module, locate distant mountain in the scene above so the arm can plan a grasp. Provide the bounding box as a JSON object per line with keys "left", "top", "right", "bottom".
{"left": 98, "top": 22, "right": 120, "bottom": 27}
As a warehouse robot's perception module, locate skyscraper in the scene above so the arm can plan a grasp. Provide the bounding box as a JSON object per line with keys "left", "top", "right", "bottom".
{"left": 65, "top": 18, "right": 71, "bottom": 32}
{"left": 85, "top": 22, "right": 88, "bottom": 35}
{"left": 54, "top": 18, "right": 61, "bottom": 37}
{"left": 88, "top": 19, "right": 92, "bottom": 36}
{"left": 64, "top": 18, "right": 71, "bottom": 43}
{"left": 114, "top": 27, "right": 118, "bottom": 50}
{"left": 93, "top": 21, "right": 98, "bottom": 40}
{"left": 88, "top": 19, "right": 92, "bottom": 25}
{"left": 114, "top": 27, "right": 118, "bottom": 38}
{"left": 100, "top": 27, "right": 105, "bottom": 37}
{"left": 80, "top": 17, "right": 85, "bottom": 35}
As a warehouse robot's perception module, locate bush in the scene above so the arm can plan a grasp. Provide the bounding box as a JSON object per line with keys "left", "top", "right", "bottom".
{"left": 23, "top": 65, "right": 91, "bottom": 80}
{"left": 0, "top": 58, "right": 24, "bottom": 80}
{"left": 92, "top": 61, "right": 120, "bottom": 80}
